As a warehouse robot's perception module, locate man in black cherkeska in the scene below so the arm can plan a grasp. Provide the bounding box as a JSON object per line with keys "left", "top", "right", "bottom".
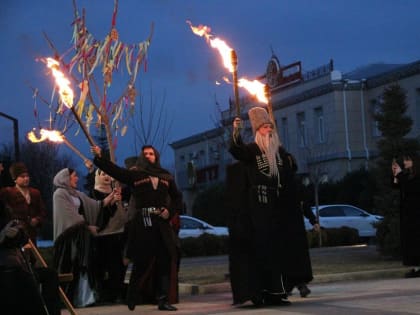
{"left": 226, "top": 107, "right": 314, "bottom": 307}
{"left": 92, "top": 145, "right": 182, "bottom": 312}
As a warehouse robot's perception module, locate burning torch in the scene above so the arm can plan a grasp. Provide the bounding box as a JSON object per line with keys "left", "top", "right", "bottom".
{"left": 188, "top": 21, "right": 269, "bottom": 116}
{"left": 27, "top": 129, "right": 89, "bottom": 162}
{"left": 46, "top": 58, "right": 96, "bottom": 147}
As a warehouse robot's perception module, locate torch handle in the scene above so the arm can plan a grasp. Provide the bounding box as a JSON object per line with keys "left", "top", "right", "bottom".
{"left": 231, "top": 50, "right": 240, "bottom": 117}
{"left": 70, "top": 107, "right": 96, "bottom": 146}
{"left": 27, "top": 239, "right": 78, "bottom": 315}
{"left": 62, "top": 138, "right": 89, "bottom": 161}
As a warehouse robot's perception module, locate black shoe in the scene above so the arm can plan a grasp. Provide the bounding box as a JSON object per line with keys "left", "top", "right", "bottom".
{"left": 251, "top": 295, "right": 264, "bottom": 307}
{"left": 127, "top": 301, "right": 136, "bottom": 311}
{"left": 297, "top": 284, "right": 311, "bottom": 298}
{"left": 158, "top": 302, "right": 178, "bottom": 311}
{"left": 263, "top": 293, "right": 291, "bottom": 306}
{"left": 278, "top": 298, "right": 291, "bottom": 306}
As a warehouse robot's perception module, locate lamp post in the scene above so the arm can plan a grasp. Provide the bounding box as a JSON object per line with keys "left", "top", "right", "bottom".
{"left": 0, "top": 112, "right": 20, "bottom": 161}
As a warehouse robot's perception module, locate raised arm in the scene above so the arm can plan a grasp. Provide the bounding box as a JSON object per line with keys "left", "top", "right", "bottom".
{"left": 91, "top": 146, "right": 134, "bottom": 185}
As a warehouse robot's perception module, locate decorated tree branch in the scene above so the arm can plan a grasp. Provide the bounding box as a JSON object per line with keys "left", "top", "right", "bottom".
{"left": 33, "top": 0, "right": 153, "bottom": 164}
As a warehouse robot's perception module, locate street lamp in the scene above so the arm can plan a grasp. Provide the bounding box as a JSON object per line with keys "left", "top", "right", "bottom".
{"left": 0, "top": 112, "right": 20, "bottom": 161}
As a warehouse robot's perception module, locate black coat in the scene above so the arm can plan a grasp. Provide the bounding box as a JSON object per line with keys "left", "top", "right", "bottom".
{"left": 395, "top": 171, "right": 420, "bottom": 266}
{"left": 227, "top": 138, "right": 313, "bottom": 304}
{"left": 93, "top": 157, "right": 181, "bottom": 262}
{"left": 94, "top": 157, "right": 183, "bottom": 304}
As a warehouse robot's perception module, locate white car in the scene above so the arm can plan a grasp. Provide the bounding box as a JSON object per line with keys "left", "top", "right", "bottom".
{"left": 304, "top": 204, "right": 383, "bottom": 238}
{"left": 179, "top": 215, "right": 229, "bottom": 239}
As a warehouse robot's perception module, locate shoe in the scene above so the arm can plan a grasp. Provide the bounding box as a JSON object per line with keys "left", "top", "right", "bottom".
{"left": 297, "top": 284, "right": 311, "bottom": 298}
{"left": 279, "top": 298, "right": 291, "bottom": 306}
{"left": 405, "top": 269, "right": 420, "bottom": 278}
{"left": 251, "top": 295, "right": 264, "bottom": 307}
{"left": 158, "top": 301, "right": 178, "bottom": 311}
{"left": 263, "top": 293, "right": 291, "bottom": 306}
{"left": 127, "top": 301, "right": 136, "bottom": 311}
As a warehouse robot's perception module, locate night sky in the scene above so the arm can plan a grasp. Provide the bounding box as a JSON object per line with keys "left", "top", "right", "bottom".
{"left": 1, "top": 0, "right": 419, "bottom": 167}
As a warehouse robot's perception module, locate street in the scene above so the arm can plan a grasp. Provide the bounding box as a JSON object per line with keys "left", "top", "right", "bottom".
{"left": 63, "top": 277, "right": 420, "bottom": 314}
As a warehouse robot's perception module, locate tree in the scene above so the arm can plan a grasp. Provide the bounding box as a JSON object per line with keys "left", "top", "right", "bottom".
{"left": 32, "top": 1, "right": 153, "bottom": 166}
{"left": 130, "top": 85, "right": 173, "bottom": 157}
{"left": 373, "top": 83, "right": 420, "bottom": 256}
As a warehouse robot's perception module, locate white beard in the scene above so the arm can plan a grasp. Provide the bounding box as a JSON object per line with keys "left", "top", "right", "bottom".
{"left": 255, "top": 131, "right": 281, "bottom": 177}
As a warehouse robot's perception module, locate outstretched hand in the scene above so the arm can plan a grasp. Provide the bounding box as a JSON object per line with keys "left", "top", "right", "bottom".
{"left": 91, "top": 146, "right": 101, "bottom": 158}
{"left": 84, "top": 159, "right": 94, "bottom": 173}
{"left": 233, "top": 117, "right": 242, "bottom": 129}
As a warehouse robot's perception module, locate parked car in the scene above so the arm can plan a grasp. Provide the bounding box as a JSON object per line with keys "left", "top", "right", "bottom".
{"left": 178, "top": 215, "right": 229, "bottom": 239}
{"left": 303, "top": 204, "right": 383, "bottom": 238}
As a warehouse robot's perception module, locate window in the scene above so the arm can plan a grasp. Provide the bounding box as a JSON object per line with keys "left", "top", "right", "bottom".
{"left": 342, "top": 206, "right": 365, "bottom": 217}
{"left": 180, "top": 217, "right": 204, "bottom": 229}
{"left": 370, "top": 99, "right": 382, "bottom": 137}
{"left": 296, "top": 112, "right": 306, "bottom": 147}
{"left": 319, "top": 206, "right": 345, "bottom": 217}
{"left": 314, "top": 107, "right": 325, "bottom": 143}
{"left": 280, "top": 117, "right": 289, "bottom": 149}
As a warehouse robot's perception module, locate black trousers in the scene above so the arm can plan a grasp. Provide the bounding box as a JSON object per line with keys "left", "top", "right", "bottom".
{"left": 126, "top": 235, "right": 171, "bottom": 305}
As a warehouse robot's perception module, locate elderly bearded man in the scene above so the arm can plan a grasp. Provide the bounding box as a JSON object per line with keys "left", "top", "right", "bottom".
{"left": 226, "top": 107, "right": 314, "bottom": 307}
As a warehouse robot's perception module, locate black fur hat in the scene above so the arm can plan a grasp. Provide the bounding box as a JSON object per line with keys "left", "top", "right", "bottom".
{"left": 9, "top": 162, "right": 28, "bottom": 180}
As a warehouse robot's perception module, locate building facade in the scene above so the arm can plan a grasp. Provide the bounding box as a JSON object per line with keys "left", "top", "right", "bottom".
{"left": 170, "top": 56, "right": 420, "bottom": 214}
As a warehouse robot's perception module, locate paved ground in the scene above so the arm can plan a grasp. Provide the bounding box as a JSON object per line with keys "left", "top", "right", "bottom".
{"left": 59, "top": 245, "right": 416, "bottom": 315}
{"left": 62, "top": 277, "right": 420, "bottom": 314}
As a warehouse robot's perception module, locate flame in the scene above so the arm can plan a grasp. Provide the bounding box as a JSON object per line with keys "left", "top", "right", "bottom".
{"left": 188, "top": 21, "right": 269, "bottom": 105}
{"left": 46, "top": 58, "right": 74, "bottom": 108}
{"left": 238, "top": 78, "right": 268, "bottom": 104}
{"left": 27, "top": 129, "right": 64, "bottom": 143}
{"left": 187, "top": 21, "right": 234, "bottom": 72}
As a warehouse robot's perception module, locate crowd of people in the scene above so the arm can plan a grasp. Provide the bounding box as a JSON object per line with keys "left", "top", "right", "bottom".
{"left": 1, "top": 105, "right": 419, "bottom": 313}
{"left": 0, "top": 144, "right": 183, "bottom": 313}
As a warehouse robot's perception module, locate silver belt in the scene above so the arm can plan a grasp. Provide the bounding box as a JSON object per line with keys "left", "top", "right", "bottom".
{"left": 141, "top": 207, "right": 162, "bottom": 227}
{"left": 141, "top": 207, "right": 162, "bottom": 215}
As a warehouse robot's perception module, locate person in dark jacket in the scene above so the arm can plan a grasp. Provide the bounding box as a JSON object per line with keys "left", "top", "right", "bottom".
{"left": 92, "top": 145, "right": 182, "bottom": 311}
{"left": 0, "top": 162, "right": 47, "bottom": 246}
{"left": 284, "top": 186, "right": 320, "bottom": 298}
{"left": 0, "top": 199, "right": 61, "bottom": 315}
{"left": 226, "top": 107, "right": 307, "bottom": 307}
{"left": 392, "top": 152, "right": 420, "bottom": 277}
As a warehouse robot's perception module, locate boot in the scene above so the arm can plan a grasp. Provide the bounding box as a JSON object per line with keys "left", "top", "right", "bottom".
{"left": 297, "top": 283, "right": 311, "bottom": 298}
{"left": 158, "top": 296, "right": 177, "bottom": 311}
{"left": 126, "top": 282, "right": 138, "bottom": 311}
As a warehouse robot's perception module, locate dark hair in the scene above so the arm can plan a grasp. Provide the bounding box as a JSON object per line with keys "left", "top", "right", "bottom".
{"left": 141, "top": 145, "right": 154, "bottom": 151}
{"left": 68, "top": 168, "right": 76, "bottom": 175}
{"left": 402, "top": 154, "right": 420, "bottom": 178}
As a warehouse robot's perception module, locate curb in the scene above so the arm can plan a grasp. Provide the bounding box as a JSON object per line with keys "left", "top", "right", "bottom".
{"left": 179, "top": 267, "right": 408, "bottom": 296}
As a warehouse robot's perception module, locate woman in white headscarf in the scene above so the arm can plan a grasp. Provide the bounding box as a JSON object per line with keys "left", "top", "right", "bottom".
{"left": 52, "top": 167, "right": 119, "bottom": 307}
